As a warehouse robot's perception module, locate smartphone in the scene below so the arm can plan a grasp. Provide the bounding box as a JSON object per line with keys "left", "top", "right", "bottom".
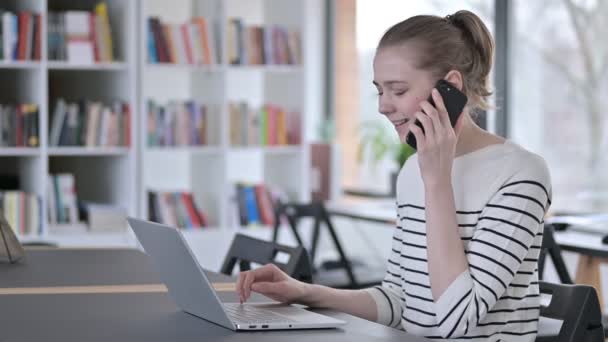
{"left": 405, "top": 79, "right": 468, "bottom": 150}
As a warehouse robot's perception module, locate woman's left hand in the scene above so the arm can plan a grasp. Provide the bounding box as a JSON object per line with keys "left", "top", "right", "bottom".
{"left": 407, "top": 88, "right": 464, "bottom": 187}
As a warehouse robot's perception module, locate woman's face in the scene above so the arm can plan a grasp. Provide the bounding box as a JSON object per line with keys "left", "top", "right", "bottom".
{"left": 373, "top": 45, "right": 436, "bottom": 143}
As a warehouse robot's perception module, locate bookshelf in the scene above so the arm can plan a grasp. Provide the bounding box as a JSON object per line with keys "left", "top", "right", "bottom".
{"left": 0, "top": 0, "right": 139, "bottom": 246}
{"left": 140, "top": 0, "right": 313, "bottom": 233}
{"left": 0, "top": 0, "right": 323, "bottom": 248}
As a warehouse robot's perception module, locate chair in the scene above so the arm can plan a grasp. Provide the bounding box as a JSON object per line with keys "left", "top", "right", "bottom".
{"left": 220, "top": 233, "right": 313, "bottom": 283}
{"left": 538, "top": 224, "right": 573, "bottom": 284}
{"left": 272, "top": 200, "right": 385, "bottom": 289}
{"left": 536, "top": 281, "right": 604, "bottom": 342}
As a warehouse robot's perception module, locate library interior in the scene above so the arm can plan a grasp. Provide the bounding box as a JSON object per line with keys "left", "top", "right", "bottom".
{"left": 1, "top": 0, "right": 607, "bottom": 341}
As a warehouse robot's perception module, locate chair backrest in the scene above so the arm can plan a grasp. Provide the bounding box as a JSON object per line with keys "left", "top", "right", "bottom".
{"left": 538, "top": 224, "right": 573, "bottom": 284}
{"left": 272, "top": 201, "right": 326, "bottom": 263}
{"left": 273, "top": 201, "right": 324, "bottom": 236}
{"left": 539, "top": 281, "right": 604, "bottom": 342}
{"left": 220, "top": 233, "right": 313, "bottom": 283}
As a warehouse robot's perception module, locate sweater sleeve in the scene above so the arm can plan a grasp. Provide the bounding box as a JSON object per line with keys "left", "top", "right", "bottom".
{"left": 363, "top": 203, "right": 404, "bottom": 329}
{"left": 433, "top": 158, "right": 552, "bottom": 338}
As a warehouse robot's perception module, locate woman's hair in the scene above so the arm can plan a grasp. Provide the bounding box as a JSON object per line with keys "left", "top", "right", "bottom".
{"left": 378, "top": 10, "right": 494, "bottom": 112}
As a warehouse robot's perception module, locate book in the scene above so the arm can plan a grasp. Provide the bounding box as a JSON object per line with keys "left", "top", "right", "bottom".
{"left": 49, "top": 99, "right": 129, "bottom": 147}
{"left": 243, "top": 185, "right": 260, "bottom": 224}
{"left": 65, "top": 10, "right": 94, "bottom": 64}
{"left": 255, "top": 184, "right": 275, "bottom": 226}
{"left": 224, "top": 18, "right": 301, "bottom": 65}
{"left": 0, "top": 11, "right": 39, "bottom": 61}
{"left": 94, "top": 2, "right": 113, "bottom": 62}
{"left": 148, "top": 190, "right": 208, "bottom": 229}
{"left": 147, "top": 100, "right": 211, "bottom": 147}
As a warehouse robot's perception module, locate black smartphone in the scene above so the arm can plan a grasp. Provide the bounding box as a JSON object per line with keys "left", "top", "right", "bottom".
{"left": 405, "top": 79, "right": 468, "bottom": 150}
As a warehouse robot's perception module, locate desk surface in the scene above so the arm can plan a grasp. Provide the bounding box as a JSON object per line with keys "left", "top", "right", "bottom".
{"left": 0, "top": 248, "right": 163, "bottom": 288}
{"left": 554, "top": 228, "right": 608, "bottom": 258}
{"left": 0, "top": 248, "right": 428, "bottom": 342}
{"left": 326, "top": 198, "right": 396, "bottom": 225}
{"left": 328, "top": 198, "right": 608, "bottom": 258}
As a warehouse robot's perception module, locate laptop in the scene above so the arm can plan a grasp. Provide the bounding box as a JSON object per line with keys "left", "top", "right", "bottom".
{"left": 127, "top": 217, "right": 346, "bottom": 331}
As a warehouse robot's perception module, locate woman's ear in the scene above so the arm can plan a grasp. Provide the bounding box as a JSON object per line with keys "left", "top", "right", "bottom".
{"left": 444, "top": 70, "right": 464, "bottom": 91}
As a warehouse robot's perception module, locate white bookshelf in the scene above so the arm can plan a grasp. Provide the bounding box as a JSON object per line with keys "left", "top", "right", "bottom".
{"left": 140, "top": 0, "right": 316, "bottom": 232}
{"left": 0, "top": 0, "right": 324, "bottom": 248}
{"left": 0, "top": 0, "right": 138, "bottom": 246}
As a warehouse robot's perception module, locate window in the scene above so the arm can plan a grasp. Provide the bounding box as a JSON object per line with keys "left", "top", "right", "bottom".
{"left": 510, "top": 0, "right": 608, "bottom": 213}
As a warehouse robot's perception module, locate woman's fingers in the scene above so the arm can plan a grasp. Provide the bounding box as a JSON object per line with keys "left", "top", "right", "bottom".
{"left": 243, "top": 271, "right": 256, "bottom": 301}
{"left": 238, "top": 264, "right": 284, "bottom": 303}
{"left": 409, "top": 122, "right": 425, "bottom": 150}
{"left": 414, "top": 111, "right": 434, "bottom": 145}
{"left": 236, "top": 271, "right": 247, "bottom": 303}
{"left": 419, "top": 100, "right": 443, "bottom": 135}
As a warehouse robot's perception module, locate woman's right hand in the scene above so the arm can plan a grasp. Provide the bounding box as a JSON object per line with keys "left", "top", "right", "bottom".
{"left": 236, "top": 263, "right": 311, "bottom": 304}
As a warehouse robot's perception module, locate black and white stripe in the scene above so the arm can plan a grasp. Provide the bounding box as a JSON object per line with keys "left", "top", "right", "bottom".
{"left": 367, "top": 146, "right": 552, "bottom": 342}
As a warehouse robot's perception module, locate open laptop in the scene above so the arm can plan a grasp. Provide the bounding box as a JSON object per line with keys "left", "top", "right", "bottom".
{"left": 127, "top": 217, "right": 346, "bottom": 331}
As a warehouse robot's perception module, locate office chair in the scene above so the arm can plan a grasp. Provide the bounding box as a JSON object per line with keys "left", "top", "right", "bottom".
{"left": 536, "top": 281, "right": 604, "bottom": 342}
{"left": 220, "top": 233, "right": 313, "bottom": 283}
{"left": 272, "top": 200, "right": 385, "bottom": 289}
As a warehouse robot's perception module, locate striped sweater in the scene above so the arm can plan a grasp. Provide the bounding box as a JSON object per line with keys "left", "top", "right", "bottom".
{"left": 365, "top": 140, "right": 552, "bottom": 341}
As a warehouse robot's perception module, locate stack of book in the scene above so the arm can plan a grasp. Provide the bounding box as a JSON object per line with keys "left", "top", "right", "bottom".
{"left": 232, "top": 183, "right": 283, "bottom": 227}
{"left": 227, "top": 18, "right": 301, "bottom": 65}
{"left": 47, "top": 173, "right": 79, "bottom": 225}
{"left": 148, "top": 191, "right": 209, "bottom": 229}
{"left": 0, "top": 10, "right": 42, "bottom": 61}
{"left": 49, "top": 98, "right": 131, "bottom": 147}
{"left": 147, "top": 100, "right": 216, "bottom": 147}
{"left": 229, "top": 102, "right": 301, "bottom": 147}
{"left": 79, "top": 201, "right": 127, "bottom": 232}
{"left": 0, "top": 103, "right": 39, "bottom": 147}
{"left": 147, "top": 16, "right": 218, "bottom": 65}
{"left": 47, "top": 2, "right": 114, "bottom": 63}
{"left": 0, "top": 191, "right": 42, "bottom": 235}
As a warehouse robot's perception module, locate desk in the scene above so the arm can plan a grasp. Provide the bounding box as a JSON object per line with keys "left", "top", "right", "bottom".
{"left": 326, "top": 198, "right": 396, "bottom": 225}
{"left": 554, "top": 228, "right": 608, "bottom": 308}
{"left": 328, "top": 198, "right": 608, "bottom": 311}
{"left": 0, "top": 248, "right": 429, "bottom": 342}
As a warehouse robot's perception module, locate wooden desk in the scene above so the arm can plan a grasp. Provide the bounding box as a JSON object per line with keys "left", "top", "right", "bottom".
{"left": 554, "top": 228, "right": 608, "bottom": 308}
{"left": 0, "top": 248, "right": 429, "bottom": 342}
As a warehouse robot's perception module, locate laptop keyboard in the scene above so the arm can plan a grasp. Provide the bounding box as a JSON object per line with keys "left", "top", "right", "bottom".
{"left": 224, "top": 303, "right": 294, "bottom": 324}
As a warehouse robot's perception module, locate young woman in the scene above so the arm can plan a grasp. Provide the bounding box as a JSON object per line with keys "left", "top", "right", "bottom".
{"left": 236, "top": 10, "right": 551, "bottom": 341}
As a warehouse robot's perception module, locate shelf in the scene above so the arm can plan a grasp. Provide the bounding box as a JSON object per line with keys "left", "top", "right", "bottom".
{"left": 17, "top": 234, "right": 44, "bottom": 241}
{"left": 48, "top": 147, "right": 131, "bottom": 156}
{"left": 0, "top": 61, "right": 41, "bottom": 70}
{"left": 229, "top": 146, "right": 302, "bottom": 154}
{"left": 146, "top": 146, "right": 223, "bottom": 154}
{"left": 226, "top": 65, "right": 302, "bottom": 73}
{"left": 145, "top": 63, "right": 224, "bottom": 73}
{"left": 0, "top": 147, "right": 41, "bottom": 157}
{"left": 47, "top": 61, "right": 128, "bottom": 71}
{"left": 263, "top": 146, "right": 303, "bottom": 155}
